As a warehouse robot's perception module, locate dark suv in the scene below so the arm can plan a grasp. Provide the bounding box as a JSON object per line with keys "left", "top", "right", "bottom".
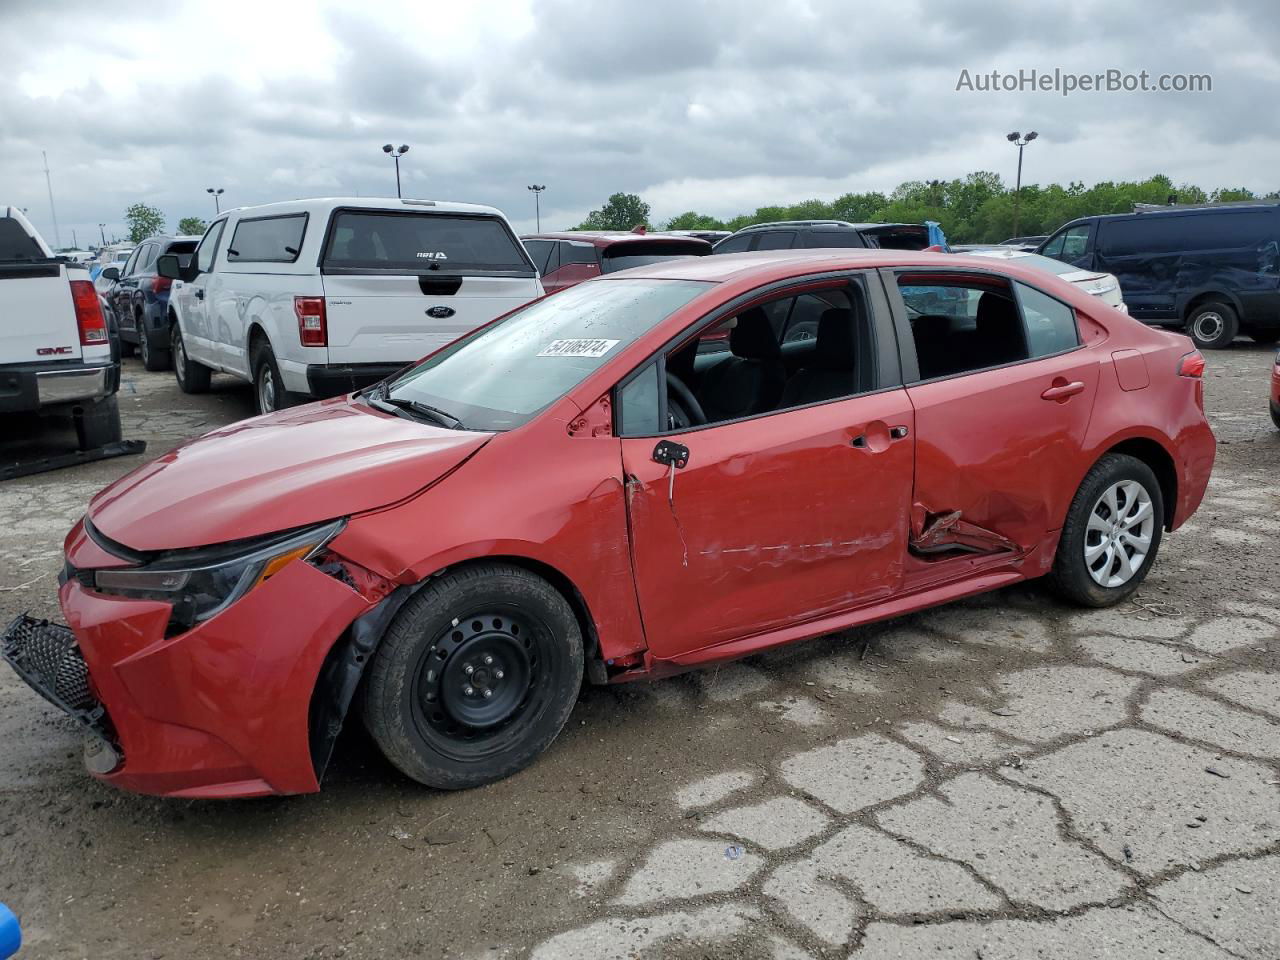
{"left": 102, "top": 234, "right": 200, "bottom": 370}
{"left": 711, "top": 220, "right": 932, "bottom": 254}
{"left": 1037, "top": 203, "right": 1280, "bottom": 349}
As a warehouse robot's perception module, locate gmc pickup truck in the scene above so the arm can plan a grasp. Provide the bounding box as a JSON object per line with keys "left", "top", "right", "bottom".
{"left": 1, "top": 206, "right": 122, "bottom": 452}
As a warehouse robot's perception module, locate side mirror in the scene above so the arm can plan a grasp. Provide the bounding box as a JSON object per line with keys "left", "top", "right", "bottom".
{"left": 100, "top": 267, "right": 120, "bottom": 281}
{"left": 157, "top": 253, "right": 196, "bottom": 282}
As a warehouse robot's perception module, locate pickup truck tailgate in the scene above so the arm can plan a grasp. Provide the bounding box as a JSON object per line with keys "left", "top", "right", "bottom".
{"left": 0, "top": 261, "right": 82, "bottom": 362}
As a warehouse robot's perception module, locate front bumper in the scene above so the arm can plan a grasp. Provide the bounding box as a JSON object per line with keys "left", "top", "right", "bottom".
{"left": 0, "top": 361, "right": 116, "bottom": 413}
{"left": 1, "top": 615, "right": 115, "bottom": 747}
{"left": 4, "top": 553, "right": 375, "bottom": 798}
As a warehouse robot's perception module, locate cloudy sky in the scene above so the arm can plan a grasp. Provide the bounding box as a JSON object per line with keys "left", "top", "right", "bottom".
{"left": 3, "top": 0, "right": 1278, "bottom": 248}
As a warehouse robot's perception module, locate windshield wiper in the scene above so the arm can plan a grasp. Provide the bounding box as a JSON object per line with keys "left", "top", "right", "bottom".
{"left": 371, "top": 393, "right": 463, "bottom": 430}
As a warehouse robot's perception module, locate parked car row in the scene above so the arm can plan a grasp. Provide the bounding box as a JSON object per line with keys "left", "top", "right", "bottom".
{"left": 101, "top": 234, "right": 200, "bottom": 370}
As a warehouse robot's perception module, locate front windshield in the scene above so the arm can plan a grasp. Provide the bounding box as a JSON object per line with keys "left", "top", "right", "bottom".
{"left": 384, "top": 278, "right": 710, "bottom": 431}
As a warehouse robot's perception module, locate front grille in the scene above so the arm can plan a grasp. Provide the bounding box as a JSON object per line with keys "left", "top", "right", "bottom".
{"left": 2, "top": 615, "right": 114, "bottom": 743}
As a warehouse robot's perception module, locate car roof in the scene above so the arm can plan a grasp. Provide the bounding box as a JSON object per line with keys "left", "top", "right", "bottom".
{"left": 603, "top": 249, "right": 1088, "bottom": 287}
{"left": 1064, "top": 202, "right": 1280, "bottom": 227}
{"left": 522, "top": 231, "right": 711, "bottom": 249}
{"left": 216, "top": 197, "right": 508, "bottom": 220}
{"left": 731, "top": 220, "right": 922, "bottom": 233}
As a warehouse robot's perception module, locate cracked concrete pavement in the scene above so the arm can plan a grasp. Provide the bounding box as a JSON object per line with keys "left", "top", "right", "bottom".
{"left": 0, "top": 343, "right": 1278, "bottom": 959}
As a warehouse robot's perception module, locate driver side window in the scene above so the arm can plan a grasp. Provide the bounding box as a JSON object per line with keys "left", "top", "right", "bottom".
{"left": 616, "top": 281, "right": 878, "bottom": 435}
{"left": 196, "top": 220, "right": 226, "bottom": 273}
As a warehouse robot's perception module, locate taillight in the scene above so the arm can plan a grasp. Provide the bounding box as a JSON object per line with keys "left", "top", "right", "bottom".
{"left": 295, "top": 297, "right": 327, "bottom": 347}
{"left": 1178, "top": 351, "right": 1205, "bottom": 378}
{"left": 69, "top": 280, "right": 108, "bottom": 346}
{"left": 152, "top": 275, "right": 171, "bottom": 294}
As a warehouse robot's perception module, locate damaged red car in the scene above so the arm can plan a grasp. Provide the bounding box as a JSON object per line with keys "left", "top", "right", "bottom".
{"left": 3, "top": 250, "right": 1215, "bottom": 798}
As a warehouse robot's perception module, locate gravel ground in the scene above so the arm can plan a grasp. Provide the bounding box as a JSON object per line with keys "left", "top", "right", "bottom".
{"left": 1, "top": 342, "right": 1277, "bottom": 960}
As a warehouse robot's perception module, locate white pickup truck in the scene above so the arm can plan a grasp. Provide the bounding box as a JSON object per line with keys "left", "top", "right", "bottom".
{"left": 158, "top": 197, "right": 544, "bottom": 414}
{"left": 0, "top": 206, "right": 123, "bottom": 452}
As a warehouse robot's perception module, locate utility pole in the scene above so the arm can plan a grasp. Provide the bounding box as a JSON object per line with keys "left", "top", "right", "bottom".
{"left": 99, "top": 223, "right": 107, "bottom": 245}
{"left": 527, "top": 184, "right": 546, "bottom": 231}
{"left": 42, "top": 150, "right": 61, "bottom": 249}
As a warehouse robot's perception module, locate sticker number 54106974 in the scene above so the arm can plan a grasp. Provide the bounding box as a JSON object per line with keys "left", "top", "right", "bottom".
{"left": 537, "top": 339, "right": 620, "bottom": 359}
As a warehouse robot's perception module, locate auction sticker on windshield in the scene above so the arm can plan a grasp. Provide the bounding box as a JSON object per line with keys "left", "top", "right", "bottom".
{"left": 537, "top": 339, "right": 620, "bottom": 358}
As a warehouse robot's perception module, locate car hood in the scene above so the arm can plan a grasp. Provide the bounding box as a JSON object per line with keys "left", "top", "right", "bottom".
{"left": 87, "top": 397, "right": 491, "bottom": 552}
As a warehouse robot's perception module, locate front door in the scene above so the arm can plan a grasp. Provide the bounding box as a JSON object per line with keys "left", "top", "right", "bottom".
{"left": 617, "top": 276, "right": 914, "bottom": 661}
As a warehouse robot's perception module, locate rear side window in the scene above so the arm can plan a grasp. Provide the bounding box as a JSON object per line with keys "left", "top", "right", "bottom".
{"left": 0, "top": 217, "right": 44, "bottom": 261}
{"left": 1016, "top": 282, "right": 1079, "bottom": 357}
{"left": 803, "top": 230, "right": 865, "bottom": 249}
{"left": 227, "top": 215, "right": 307, "bottom": 263}
{"left": 754, "top": 231, "right": 796, "bottom": 250}
{"left": 522, "top": 239, "right": 556, "bottom": 273}
{"left": 712, "top": 233, "right": 753, "bottom": 254}
{"left": 164, "top": 239, "right": 198, "bottom": 256}
{"left": 1042, "top": 224, "right": 1091, "bottom": 261}
{"left": 561, "top": 242, "right": 598, "bottom": 266}
{"left": 323, "top": 211, "right": 534, "bottom": 274}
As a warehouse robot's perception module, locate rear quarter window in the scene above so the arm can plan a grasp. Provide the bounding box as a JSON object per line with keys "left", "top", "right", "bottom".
{"left": 323, "top": 211, "right": 534, "bottom": 274}
{"left": 226, "top": 214, "right": 308, "bottom": 263}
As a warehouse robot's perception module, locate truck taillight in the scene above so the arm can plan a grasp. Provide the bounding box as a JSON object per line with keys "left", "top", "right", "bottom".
{"left": 295, "top": 297, "right": 327, "bottom": 347}
{"left": 1178, "top": 351, "right": 1205, "bottom": 378}
{"left": 69, "top": 279, "right": 108, "bottom": 345}
{"left": 152, "top": 275, "right": 171, "bottom": 294}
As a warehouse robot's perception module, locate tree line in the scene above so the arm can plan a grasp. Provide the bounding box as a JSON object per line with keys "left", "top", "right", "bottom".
{"left": 121, "top": 204, "right": 208, "bottom": 244}
{"left": 576, "top": 175, "right": 1278, "bottom": 243}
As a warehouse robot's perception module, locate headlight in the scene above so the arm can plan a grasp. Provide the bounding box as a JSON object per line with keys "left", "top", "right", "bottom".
{"left": 94, "top": 519, "right": 345, "bottom": 631}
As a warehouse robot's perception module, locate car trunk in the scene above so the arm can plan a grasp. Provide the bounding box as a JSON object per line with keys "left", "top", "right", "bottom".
{"left": 319, "top": 209, "right": 542, "bottom": 365}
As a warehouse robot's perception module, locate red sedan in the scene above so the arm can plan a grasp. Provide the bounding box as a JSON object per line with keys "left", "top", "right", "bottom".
{"left": 3, "top": 250, "right": 1215, "bottom": 798}
{"left": 1271, "top": 348, "right": 1280, "bottom": 429}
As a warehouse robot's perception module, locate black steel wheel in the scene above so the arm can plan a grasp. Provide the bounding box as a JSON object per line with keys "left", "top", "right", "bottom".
{"left": 363, "top": 563, "right": 584, "bottom": 789}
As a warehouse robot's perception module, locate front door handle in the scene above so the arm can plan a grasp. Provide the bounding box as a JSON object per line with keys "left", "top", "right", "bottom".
{"left": 194, "top": 288, "right": 205, "bottom": 300}
{"left": 889, "top": 425, "right": 909, "bottom": 440}
{"left": 1041, "top": 380, "right": 1085, "bottom": 402}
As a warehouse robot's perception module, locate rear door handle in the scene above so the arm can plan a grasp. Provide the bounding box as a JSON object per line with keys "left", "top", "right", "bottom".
{"left": 1041, "top": 380, "right": 1085, "bottom": 402}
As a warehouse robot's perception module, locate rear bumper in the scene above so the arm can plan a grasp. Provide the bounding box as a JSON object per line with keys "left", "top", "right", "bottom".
{"left": 0, "top": 361, "right": 116, "bottom": 413}
{"left": 1172, "top": 418, "right": 1217, "bottom": 529}
{"left": 306, "top": 362, "right": 407, "bottom": 399}
{"left": 8, "top": 553, "right": 375, "bottom": 798}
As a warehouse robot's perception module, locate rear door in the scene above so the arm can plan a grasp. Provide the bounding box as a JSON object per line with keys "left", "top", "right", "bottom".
{"left": 0, "top": 211, "right": 82, "bottom": 363}
{"left": 320, "top": 209, "right": 543, "bottom": 363}
{"left": 890, "top": 269, "right": 1100, "bottom": 556}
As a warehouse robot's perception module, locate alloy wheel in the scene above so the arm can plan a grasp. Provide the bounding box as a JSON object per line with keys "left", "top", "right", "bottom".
{"left": 1084, "top": 479, "right": 1155, "bottom": 588}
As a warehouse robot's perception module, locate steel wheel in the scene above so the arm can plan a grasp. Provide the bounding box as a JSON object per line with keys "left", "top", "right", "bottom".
{"left": 412, "top": 609, "right": 546, "bottom": 763}
{"left": 172, "top": 327, "right": 187, "bottom": 387}
{"left": 257, "top": 363, "right": 276, "bottom": 413}
{"left": 1192, "top": 311, "right": 1224, "bottom": 344}
{"left": 139, "top": 326, "right": 152, "bottom": 365}
{"left": 1084, "top": 479, "right": 1155, "bottom": 588}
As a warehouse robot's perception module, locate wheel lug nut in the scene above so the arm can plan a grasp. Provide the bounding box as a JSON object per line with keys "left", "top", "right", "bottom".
{"left": 464, "top": 664, "right": 474, "bottom": 675}
{"left": 483, "top": 655, "right": 494, "bottom": 665}
{"left": 464, "top": 685, "right": 474, "bottom": 696}
{"left": 494, "top": 670, "right": 504, "bottom": 680}
{"left": 482, "top": 689, "right": 493, "bottom": 699}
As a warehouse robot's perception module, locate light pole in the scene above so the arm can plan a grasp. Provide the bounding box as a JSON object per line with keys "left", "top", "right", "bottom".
{"left": 207, "top": 187, "right": 224, "bottom": 214}
{"left": 527, "top": 184, "right": 546, "bottom": 232}
{"left": 382, "top": 144, "right": 410, "bottom": 198}
{"left": 1006, "top": 131, "right": 1037, "bottom": 238}
{"left": 98, "top": 223, "right": 107, "bottom": 245}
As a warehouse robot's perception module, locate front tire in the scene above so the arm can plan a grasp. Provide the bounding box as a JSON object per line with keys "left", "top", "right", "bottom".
{"left": 171, "top": 324, "right": 211, "bottom": 393}
{"left": 1049, "top": 454, "right": 1164, "bottom": 607}
{"left": 362, "top": 564, "right": 584, "bottom": 790}
{"left": 1186, "top": 301, "right": 1239, "bottom": 350}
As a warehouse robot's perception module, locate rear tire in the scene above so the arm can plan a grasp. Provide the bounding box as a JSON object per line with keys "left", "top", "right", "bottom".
{"left": 1271, "top": 402, "right": 1280, "bottom": 431}
{"left": 73, "top": 395, "right": 122, "bottom": 451}
{"left": 139, "top": 323, "right": 170, "bottom": 372}
{"left": 1048, "top": 454, "right": 1164, "bottom": 608}
{"left": 1186, "top": 301, "right": 1238, "bottom": 350}
{"left": 250, "top": 339, "right": 302, "bottom": 415}
{"left": 171, "top": 324, "right": 211, "bottom": 394}
{"left": 362, "top": 564, "right": 584, "bottom": 790}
